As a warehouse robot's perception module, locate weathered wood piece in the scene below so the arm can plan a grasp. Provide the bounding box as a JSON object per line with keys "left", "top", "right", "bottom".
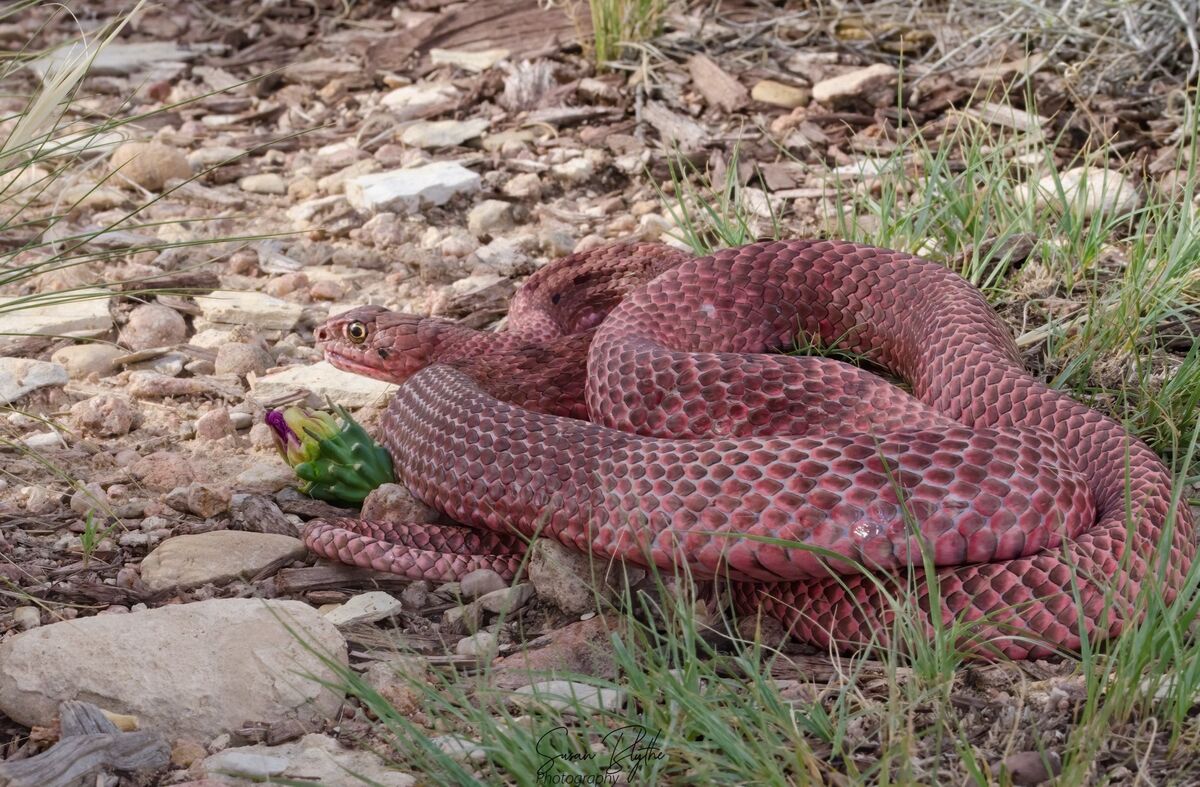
{"left": 0, "top": 701, "right": 168, "bottom": 787}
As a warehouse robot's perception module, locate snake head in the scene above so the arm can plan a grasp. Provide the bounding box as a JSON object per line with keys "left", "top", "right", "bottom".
{"left": 315, "top": 306, "right": 449, "bottom": 384}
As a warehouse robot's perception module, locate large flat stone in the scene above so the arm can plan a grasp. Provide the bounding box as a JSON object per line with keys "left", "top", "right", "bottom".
{"left": 399, "top": 118, "right": 489, "bottom": 149}
{"left": 27, "top": 41, "right": 210, "bottom": 80}
{"left": 0, "top": 358, "right": 67, "bottom": 404}
{"left": 251, "top": 360, "right": 396, "bottom": 408}
{"left": 194, "top": 290, "right": 303, "bottom": 331}
{"left": 0, "top": 598, "right": 347, "bottom": 740}
{"left": 510, "top": 680, "right": 625, "bottom": 714}
{"left": 140, "top": 530, "right": 308, "bottom": 592}
{"left": 381, "top": 82, "right": 459, "bottom": 111}
{"left": 201, "top": 733, "right": 414, "bottom": 786}
{"left": 1016, "top": 166, "right": 1140, "bottom": 219}
{"left": 811, "top": 63, "right": 898, "bottom": 107}
{"left": 0, "top": 289, "right": 113, "bottom": 350}
{"left": 345, "top": 161, "right": 480, "bottom": 214}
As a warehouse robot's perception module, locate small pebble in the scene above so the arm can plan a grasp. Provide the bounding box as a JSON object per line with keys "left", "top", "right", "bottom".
{"left": 266, "top": 272, "right": 309, "bottom": 298}
{"left": 69, "top": 482, "right": 107, "bottom": 516}
{"left": 996, "top": 750, "right": 1062, "bottom": 786}
{"left": 239, "top": 173, "right": 287, "bottom": 195}
{"left": 214, "top": 343, "right": 270, "bottom": 377}
{"left": 13, "top": 606, "right": 40, "bottom": 630}
{"left": 71, "top": 395, "right": 136, "bottom": 437}
{"left": 455, "top": 631, "right": 498, "bottom": 658}
{"left": 460, "top": 569, "right": 508, "bottom": 599}
{"left": 309, "top": 279, "right": 345, "bottom": 301}
{"left": 195, "top": 408, "right": 235, "bottom": 441}
{"left": 400, "top": 581, "right": 429, "bottom": 609}
{"left": 476, "top": 583, "right": 534, "bottom": 615}
{"left": 229, "top": 249, "right": 259, "bottom": 275}
{"left": 121, "top": 304, "right": 188, "bottom": 350}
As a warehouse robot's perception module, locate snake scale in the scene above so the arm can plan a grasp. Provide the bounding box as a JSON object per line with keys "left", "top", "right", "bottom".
{"left": 305, "top": 239, "right": 1194, "bottom": 658}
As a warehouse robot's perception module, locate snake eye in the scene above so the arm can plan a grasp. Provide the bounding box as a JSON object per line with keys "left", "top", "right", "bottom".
{"left": 346, "top": 321, "right": 368, "bottom": 344}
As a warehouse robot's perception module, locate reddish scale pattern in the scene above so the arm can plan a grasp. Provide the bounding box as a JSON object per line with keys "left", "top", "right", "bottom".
{"left": 373, "top": 367, "right": 1091, "bottom": 586}
{"left": 305, "top": 239, "right": 1194, "bottom": 659}
{"left": 305, "top": 517, "right": 526, "bottom": 581}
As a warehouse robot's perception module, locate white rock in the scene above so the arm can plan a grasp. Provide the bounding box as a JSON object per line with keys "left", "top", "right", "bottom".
{"left": 190, "top": 327, "right": 237, "bottom": 349}
{"left": 287, "top": 194, "right": 344, "bottom": 228}
{"left": 22, "top": 432, "right": 64, "bottom": 450}
{"left": 70, "top": 394, "right": 136, "bottom": 437}
{"left": 476, "top": 583, "right": 534, "bottom": 615}
{"left": 751, "top": 79, "right": 810, "bottom": 108}
{"left": 552, "top": 157, "right": 595, "bottom": 184}
{"left": 812, "top": 63, "right": 898, "bottom": 106}
{"left": 431, "top": 273, "right": 513, "bottom": 315}
{"left": 120, "top": 303, "right": 187, "bottom": 350}
{"left": 140, "top": 530, "right": 307, "bottom": 592}
{"left": 467, "top": 199, "right": 515, "bottom": 238}
{"left": 109, "top": 142, "right": 192, "bottom": 191}
{"left": 12, "top": 607, "right": 40, "bottom": 631}
{"left": 188, "top": 145, "right": 247, "bottom": 169}
{"left": 214, "top": 343, "right": 270, "bottom": 376}
{"left": 430, "top": 734, "right": 488, "bottom": 762}
{"left": 51, "top": 344, "right": 124, "bottom": 378}
{"left": 239, "top": 173, "right": 287, "bottom": 194}
{"left": 203, "top": 750, "right": 289, "bottom": 779}
{"left": 456, "top": 631, "right": 497, "bottom": 658}
{"left": 0, "top": 358, "right": 67, "bottom": 405}
{"left": 202, "top": 733, "right": 415, "bottom": 786}
{"left": 742, "top": 187, "right": 782, "bottom": 219}
{"left": 964, "top": 101, "right": 1048, "bottom": 136}
{"left": 429, "top": 47, "right": 509, "bottom": 72}
{"left": 637, "top": 213, "right": 672, "bottom": 240}
{"left": 381, "top": 82, "right": 460, "bottom": 111}
{"left": 234, "top": 459, "right": 296, "bottom": 494}
{"left": 0, "top": 165, "right": 48, "bottom": 194}
{"left": 511, "top": 680, "right": 625, "bottom": 714}
{"left": 345, "top": 162, "right": 480, "bottom": 214}
{"left": 285, "top": 57, "right": 363, "bottom": 84}
{"left": 1016, "top": 166, "right": 1140, "bottom": 219}
{"left": 830, "top": 158, "right": 894, "bottom": 178}
{"left": 502, "top": 172, "right": 542, "bottom": 200}
{"left": 0, "top": 290, "right": 112, "bottom": 349}
{"left": 195, "top": 290, "right": 303, "bottom": 331}
{"left": 460, "top": 568, "right": 508, "bottom": 599}
{"left": 0, "top": 598, "right": 347, "bottom": 739}
{"left": 39, "top": 129, "right": 125, "bottom": 160}
{"left": 27, "top": 41, "right": 206, "bottom": 80}
{"left": 323, "top": 591, "right": 403, "bottom": 627}
{"left": 252, "top": 360, "right": 396, "bottom": 408}
{"left": 474, "top": 237, "right": 532, "bottom": 277}
{"left": 400, "top": 118, "right": 490, "bottom": 148}
{"left": 527, "top": 540, "right": 599, "bottom": 615}
{"left": 61, "top": 184, "right": 126, "bottom": 210}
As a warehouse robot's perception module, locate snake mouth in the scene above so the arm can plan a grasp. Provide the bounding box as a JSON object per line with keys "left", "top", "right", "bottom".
{"left": 323, "top": 347, "right": 391, "bottom": 381}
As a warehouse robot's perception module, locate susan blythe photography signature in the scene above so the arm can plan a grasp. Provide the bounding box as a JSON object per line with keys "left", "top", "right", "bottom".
{"left": 535, "top": 724, "right": 667, "bottom": 783}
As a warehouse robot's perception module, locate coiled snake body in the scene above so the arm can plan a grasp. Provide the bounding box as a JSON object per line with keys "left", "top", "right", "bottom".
{"left": 307, "top": 240, "right": 1193, "bottom": 658}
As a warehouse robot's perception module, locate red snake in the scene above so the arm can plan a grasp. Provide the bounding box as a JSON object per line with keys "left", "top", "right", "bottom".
{"left": 306, "top": 240, "right": 1193, "bottom": 658}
